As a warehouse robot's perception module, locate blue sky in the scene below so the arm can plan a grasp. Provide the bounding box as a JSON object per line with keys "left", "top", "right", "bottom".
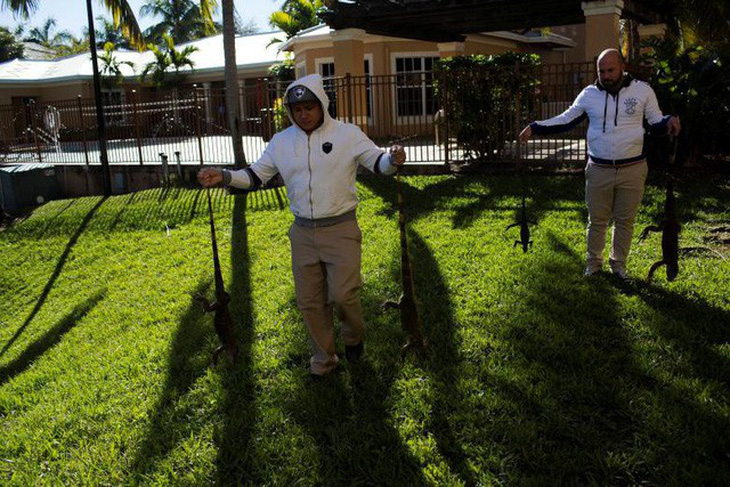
{"left": 0, "top": 0, "right": 284, "bottom": 37}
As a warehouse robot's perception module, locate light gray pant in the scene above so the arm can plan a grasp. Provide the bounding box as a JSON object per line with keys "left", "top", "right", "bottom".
{"left": 288, "top": 218, "right": 365, "bottom": 375}
{"left": 585, "top": 161, "right": 648, "bottom": 272}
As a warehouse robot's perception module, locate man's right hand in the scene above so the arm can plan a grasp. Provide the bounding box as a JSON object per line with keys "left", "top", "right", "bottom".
{"left": 198, "top": 168, "right": 224, "bottom": 188}
{"left": 518, "top": 125, "right": 532, "bottom": 143}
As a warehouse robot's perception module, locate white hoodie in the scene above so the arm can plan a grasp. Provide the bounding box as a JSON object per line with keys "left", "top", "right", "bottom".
{"left": 531, "top": 75, "right": 671, "bottom": 164}
{"left": 228, "top": 73, "right": 395, "bottom": 220}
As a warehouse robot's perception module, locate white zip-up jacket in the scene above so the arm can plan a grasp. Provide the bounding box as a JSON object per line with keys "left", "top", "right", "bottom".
{"left": 531, "top": 75, "right": 672, "bottom": 164}
{"left": 227, "top": 74, "right": 395, "bottom": 220}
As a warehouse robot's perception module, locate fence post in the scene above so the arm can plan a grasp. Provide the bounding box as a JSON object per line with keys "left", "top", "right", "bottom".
{"left": 77, "top": 95, "right": 90, "bottom": 167}
{"left": 193, "top": 85, "right": 205, "bottom": 166}
{"left": 443, "top": 73, "right": 450, "bottom": 165}
{"left": 174, "top": 150, "right": 183, "bottom": 181}
{"left": 514, "top": 61, "right": 521, "bottom": 164}
{"left": 29, "top": 100, "right": 43, "bottom": 162}
{"left": 263, "top": 77, "right": 273, "bottom": 141}
{"left": 159, "top": 152, "right": 169, "bottom": 186}
{"left": 346, "top": 73, "right": 353, "bottom": 124}
{"left": 132, "top": 89, "right": 143, "bottom": 165}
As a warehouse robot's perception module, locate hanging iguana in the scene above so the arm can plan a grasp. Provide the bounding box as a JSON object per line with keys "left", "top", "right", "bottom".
{"left": 195, "top": 188, "right": 238, "bottom": 364}
{"left": 382, "top": 138, "right": 426, "bottom": 356}
{"left": 506, "top": 193, "right": 533, "bottom": 253}
{"left": 639, "top": 175, "right": 680, "bottom": 281}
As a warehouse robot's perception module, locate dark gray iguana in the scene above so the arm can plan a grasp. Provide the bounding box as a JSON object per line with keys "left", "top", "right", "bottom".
{"left": 195, "top": 188, "right": 239, "bottom": 365}
{"left": 506, "top": 142, "right": 534, "bottom": 253}
{"left": 506, "top": 193, "right": 533, "bottom": 253}
{"left": 382, "top": 141, "right": 427, "bottom": 356}
{"left": 638, "top": 175, "right": 680, "bottom": 282}
{"left": 637, "top": 138, "right": 725, "bottom": 281}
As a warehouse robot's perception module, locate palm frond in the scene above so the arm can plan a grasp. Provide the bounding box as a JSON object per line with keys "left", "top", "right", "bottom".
{"left": 1, "top": 0, "right": 40, "bottom": 19}
{"left": 198, "top": 0, "right": 219, "bottom": 35}
{"left": 102, "top": 0, "right": 145, "bottom": 50}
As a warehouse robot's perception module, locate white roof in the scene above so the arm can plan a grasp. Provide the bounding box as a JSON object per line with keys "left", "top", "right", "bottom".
{"left": 0, "top": 30, "right": 286, "bottom": 85}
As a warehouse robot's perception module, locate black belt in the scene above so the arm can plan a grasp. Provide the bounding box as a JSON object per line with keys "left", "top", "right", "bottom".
{"left": 589, "top": 154, "right": 645, "bottom": 166}
{"left": 294, "top": 209, "right": 356, "bottom": 228}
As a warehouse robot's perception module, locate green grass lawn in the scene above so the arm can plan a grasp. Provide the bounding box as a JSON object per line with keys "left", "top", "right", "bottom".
{"left": 1, "top": 172, "right": 728, "bottom": 485}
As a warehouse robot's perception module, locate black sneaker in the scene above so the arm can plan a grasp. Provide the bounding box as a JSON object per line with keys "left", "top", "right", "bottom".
{"left": 308, "top": 372, "right": 325, "bottom": 383}
{"left": 345, "top": 341, "right": 364, "bottom": 362}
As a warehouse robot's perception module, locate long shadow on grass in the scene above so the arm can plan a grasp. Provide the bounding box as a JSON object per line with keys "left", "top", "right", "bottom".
{"left": 215, "top": 193, "right": 258, "bottom": 485}
{"left": 615, "top": 279, "right": 730, "bottom": 482}
{"left": 278, "top": 225, "right": 474, "bottom": 484}
{"left": 106, "top": 190, "right": 139, "bottom": 232}
{"left": 624, "top": 279, "right": 730, "bottom": 386}
{"left": 129, "top": 279, "right": 220, "bottom": 482}
{"left": 481, "top": 232, "right": 639, "bottom": 483}
{"left": 129, "top": 193, "right": 256, "bottom": 483}
{"left": 408, "top": 230, "right": 483, "bottom": 486}
{"left": 280, "top": 283, "right": 429, "bottom": 485}
{"left": 1, "top": 196, "right": 107, "bottom": 358}
{"left": 0, "top": 290, "right": 105, "bottom": 386}
{"left": 483, "top": 232, "right": 729, "bottom": 484}
{"left": 359, "top": 172, "right": 584, "bottom": 232}
{"left": 30, "top": 198, "right": 77, "bottom": 238}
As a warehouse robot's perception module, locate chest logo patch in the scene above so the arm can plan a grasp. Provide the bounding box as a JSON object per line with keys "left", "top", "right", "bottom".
{"left": 322, "top": 142, "right": 333, "bottom": 154}
{"left": 624, "top": 97, "right": 639, "bottom": 115}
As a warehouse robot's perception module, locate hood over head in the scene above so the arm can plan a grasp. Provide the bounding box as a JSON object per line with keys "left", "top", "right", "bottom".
{"left": 283, "top": 73, "right": 332, "bottom": 129}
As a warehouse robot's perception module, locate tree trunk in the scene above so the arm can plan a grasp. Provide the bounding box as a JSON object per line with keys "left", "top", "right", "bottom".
{"left": 222, "top": 0, "right": 246, "bottom": 167}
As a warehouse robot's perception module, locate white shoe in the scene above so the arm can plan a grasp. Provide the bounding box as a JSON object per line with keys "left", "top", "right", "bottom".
{"left": 583, "top": 266, "right": 601, "bottom": 277}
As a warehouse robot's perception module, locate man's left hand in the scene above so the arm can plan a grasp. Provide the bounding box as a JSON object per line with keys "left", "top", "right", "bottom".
{"left": 389, "top": 145, "right": 407, "bottom": 166}
{"left": 668, "top": 116, "right": 681, "bottom": 137}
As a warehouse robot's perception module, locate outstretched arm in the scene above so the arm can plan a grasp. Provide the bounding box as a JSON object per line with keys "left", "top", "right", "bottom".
{"left": 198, "top": 168, "right": 225, "bottom": 188}
{"left": 523, "top": 88, "right": 589, "bottom": 140}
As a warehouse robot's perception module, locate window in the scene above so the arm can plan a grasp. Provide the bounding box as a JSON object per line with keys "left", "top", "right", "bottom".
{"left": 318, "top": 61, "right": 337, "bottom": 117}
{"left": 317, "top": 58, "right": 373, "bottom": 122}
{"left": 319, "top": 62, "right": 335, "bottom": 78}
{"left": 395, "top": 56, "right": 439, "bottom": 118}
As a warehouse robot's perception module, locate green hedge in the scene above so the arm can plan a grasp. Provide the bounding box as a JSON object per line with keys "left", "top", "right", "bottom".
{"left": 434, "top": 52, "right": 540, "bottom": 163}
{"left": 642, "top": 39, "right": 730, "bottom": 164}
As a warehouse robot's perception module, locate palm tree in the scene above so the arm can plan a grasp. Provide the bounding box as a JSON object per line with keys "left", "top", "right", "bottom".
{"left": 55, "top": 34, "right": 91, "bottom": 57}
{"left": 99, "top": 42, "right": 134, "bottom": 88}
{"left": 25, "top": 17, "right": 73, "bottom": 51}
{"left": 140, "top": 33, "right": 197, "bottom": 88}
{"left": 661, "top": 0, "right": 730, "bottom": 52}
{"left": 221, "top": 0, "right": 245, "bottom": 166}
{"left": 94, "top": 15, "right": 131, "bottom": 49}
{"left": 0, "top": 26, "right": 24, "bottom": 62}
{"left": 268, "top": 0, "right": 323, "bottom": 46}
{"left": 3, "top": 0, "right": 145, "bottom": 48}
{"left": 140, "top": 0, "right": 218, "bottom": 45}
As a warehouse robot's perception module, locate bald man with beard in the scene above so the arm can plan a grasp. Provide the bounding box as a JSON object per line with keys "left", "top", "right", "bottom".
{"left": 519, "top": 49, "right": 681, "bottom": 280}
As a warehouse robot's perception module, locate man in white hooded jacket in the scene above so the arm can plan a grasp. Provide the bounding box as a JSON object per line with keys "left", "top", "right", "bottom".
{"left": 519, "top": 49, "right": 681, "bottom": 280}
{"left": 198, "top": 74, "right": 406, "bottom": 377}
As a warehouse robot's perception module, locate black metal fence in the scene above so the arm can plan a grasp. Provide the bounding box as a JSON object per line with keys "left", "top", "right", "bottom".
{"left": 1, "top": 62, "right": 600, "bottom": 167}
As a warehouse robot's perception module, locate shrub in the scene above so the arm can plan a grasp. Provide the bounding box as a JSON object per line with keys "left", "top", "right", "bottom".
{"left": 641, "top": 38, "right": 730, "bottom": 164}
{"left": 434, "top": 52, "right": 540, "bottom": 164}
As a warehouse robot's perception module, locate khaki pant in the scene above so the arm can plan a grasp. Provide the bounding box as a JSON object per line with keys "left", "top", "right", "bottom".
{"left": 585, "top": 161, "right": 648, "bottom": 272}
{"left": 288, "top": 218, "right": 365, "bottom": 375}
